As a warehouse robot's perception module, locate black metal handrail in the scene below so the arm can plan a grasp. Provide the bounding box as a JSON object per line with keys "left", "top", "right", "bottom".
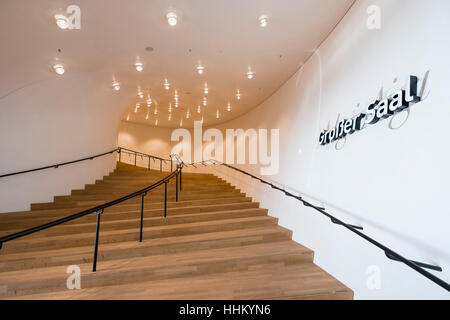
{"left": 119, "top": 147, "right": 174, "bottom": 172}
{"left": 177, "top": 157, "right": 450, "bottom": 292}
{"left": 0, "top": 148, "right": 120, "bottom": 178}
{"left": 0, "top": 148, "right": 183, "bottom": 272}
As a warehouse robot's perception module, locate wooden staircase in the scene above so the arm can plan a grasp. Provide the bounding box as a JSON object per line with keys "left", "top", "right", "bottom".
{"left": 0, "top": 162, "right": 353, "bottom": 300}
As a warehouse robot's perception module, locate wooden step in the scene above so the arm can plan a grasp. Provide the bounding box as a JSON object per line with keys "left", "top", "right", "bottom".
{"left": 0, "top": 241, "right": 313, "bottom": 298}
{"left": 0, "top": 226, "right": 293, "bottom": 272}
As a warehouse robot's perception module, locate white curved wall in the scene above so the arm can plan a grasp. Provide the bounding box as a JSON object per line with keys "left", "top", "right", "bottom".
{"left": 0, "top": 74, "right": 122, "bottom": 213}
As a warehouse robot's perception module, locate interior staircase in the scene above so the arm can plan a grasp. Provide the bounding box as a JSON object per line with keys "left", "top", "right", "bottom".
{"left": 0, "top": 162, "right": 353, "bottom": 300}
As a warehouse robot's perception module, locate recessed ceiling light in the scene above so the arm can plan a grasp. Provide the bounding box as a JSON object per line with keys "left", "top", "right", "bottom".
{"left": 247, "top": 70, "right": 254, "bottom": 79}
{"left": 135, "top": 62, "right": 144, "bottom": 72}
{"left": 52, "top": 63, "right": 65, "bottom": 75}
{"left": 197, "top": 65, "right": 205, "bottom": 75}
{"left": 54, "top": 14, "right": 69, "bottom": 29}
{"left": 258, "top": 15, "right": 269, "bottom": 28}
{"left": 166, "top": 12, "right": 177, "bottom": 27}
{"left": 164, "top": 79, "right": 170, "bottom": 90}
{"left": 112, "top": 80, "right": 120, "bottom": 91}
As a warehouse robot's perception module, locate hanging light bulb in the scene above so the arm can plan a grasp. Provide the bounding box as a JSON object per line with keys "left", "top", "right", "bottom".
{"left": 227, "top": 102, "right": 231, "bottom": 112}
{"left": 174, "top": 90, "right": 179, "bottom": 100}
{"left": 203, "top": 97, "right": 207, "bottom": 106}
{"left": 204, "top": 83, "right": 209, "bottom": 94}
{"left": 147, "top": 96, "right": 152, "bottom": 107}
{"left": 164, "top": 79, "right": 170, "bottom": 90}
{"left": 146, "top": 113, "right": 149, "bottom": 120}
{"left": 154, "top": 108, "right": 158, "bottom": 115}
{"left": 126, "top": 114, "right": 130, "bottom": 121}
{"left": 52, "top": 63, "right": 65, "bottom": 75}
{"left": 247, "top": 70, "right": 254, "bottom": 79}
{"left": 168, "top": 103, "right": 172, "bottom": 112}
{"left": 175, "top": 101, "right": 179, "bottom": 108}
{"left": 180, "top": 119, "right": 183, "bottom": 127}
{"left": 112, "top": 80, "right": 121, "bottom": 91}
{"left": 137, "top": 90, "right": 144, "bottom": 99}
{"left": 155, "top": 119, "right": 158, "bottom": 126}
{"left": 186, "top": 110, "right": 190, "bottom": 119}
{"left": 136, "top": 103, "right": 140, "bottom": 109}
{"left": 236, "top": 89, "right": 241, "bottom": 100}
{"left": 216, "top": 110, "right": 220, "bottom": 119}
{"left": 135, "top": 61, "right": 144, "bottom": 72}
{"left": 134, "top": 108, "right": 138, "bottom": 113}
{"left": 197, "top": 105, "right": 201, "bottom": 113}
{"left": 168, "top": 114, "right": 172, "bottom": 121}
{"left": 196, "top": 65, "right": 205, "bottom": 75}
{"left": 201, "top": 116, "right": 204, "bottom": 124}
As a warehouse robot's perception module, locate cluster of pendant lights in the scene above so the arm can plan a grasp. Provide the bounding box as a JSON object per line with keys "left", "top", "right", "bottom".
{"left": 53, "top": 8, "right": 267, "bottom": 126}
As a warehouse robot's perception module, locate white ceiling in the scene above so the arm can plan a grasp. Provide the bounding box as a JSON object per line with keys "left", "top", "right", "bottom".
{"left": 0, "top": 0, "right": 354, "bottom": 129}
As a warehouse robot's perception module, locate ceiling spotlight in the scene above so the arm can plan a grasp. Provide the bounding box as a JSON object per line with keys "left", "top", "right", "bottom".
{"left": 147, "top": 97, "right": 152, "bottom": 107}
{"left": 175, "top": 101, "right": 179, "bottom": 108}
{"left": 258, "top": 15, "right": 269, "bottom": 28}
{"left": 137, "top": 90, "right": 144, "bottom": 99}
{"left": 54, "top": 14, "right": 69, "bottom": 29}
{"left": 174, "top": 90, "right": 179, "bottom": 101}
{"left": 136, "top": 103, "right": 140, "bottom": 109}
{"left": 196, "top": 65, "right": 205, "bottom": 75}
{"left": 227, "top": 102, "right": 231, "bottom": 112}
{"left": 247, "top": 70, "right": 255, "bottom": 79}
{"left": 197, "top": 105, "right": 201, "bottom": 113}
{"left": 168, "top": 114, "right": 172, "bottom": 121}
{"left": 164, "top": 79, "right": 170, "bottom": 90}
{"left": 135, "top": 62, "right": 144, "bottom": 72}
{"left": 204, "top": 83, "right": 209, "bottom": 94}
{"left": 216, "top": 110, "right": 220, "bottom": 119}
{"left": 112, "top": 80, "right": 121, "bottom": 91}
{"left": 52, "top": 63, "right": 65, "bottom": 75}
{"left": 186, "top": 110, "right": 190, "bottom": 119}
{"left": 236, "top": 89, "right": 241, "bottom": 100}
{"left": 168, "top": 103, "right": 172, "bottom": 112}
{"left": 203, "top": 97, "right": 207, "bottom": 106}
{"left": 166, "top": 12, "right": 178, "bottom": 27}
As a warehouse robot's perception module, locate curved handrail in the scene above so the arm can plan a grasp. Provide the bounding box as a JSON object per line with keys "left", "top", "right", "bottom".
{"left": 0, "top": 148, "right": 183, "bottom": 272}
{"left": 0, "top": 148, "right": 120, "bottom": 178}
{"left": 178, "top": 157, "right": 450, "bottom": 292}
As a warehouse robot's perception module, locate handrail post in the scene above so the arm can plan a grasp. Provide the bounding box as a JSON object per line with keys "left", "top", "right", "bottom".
{"left": 160, "top": 159, "right": 162, "bottom": 172}
{"left": 148, "top": 156, "right": 151, "bottom": 171}
{"left": 164, "top": 180, "right": 168, "bottom": 217}
{"left": 134, "top": 152, "right": 137, "bottom": 166}
{"left": 180, "top": 166, "right": 182, "bottom": 192}
{"left": 118, "top": 148, "right": 121, "bottom": 163}
{"left": 139, "top": 192, "right": 146, "bottom": 242}
{"left": 92, "top": 209, "right": 103, "bottom": 272}
{"left": 175, "top": 172, "right": 179, "bottom": 202}
{"left": 171, "top": 158, "right": 173, "bottom": 172}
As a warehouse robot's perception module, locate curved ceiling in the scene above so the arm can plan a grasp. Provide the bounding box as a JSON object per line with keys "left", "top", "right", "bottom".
{"left": 0, "top": 0, "right": 354, "bottom": 129}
